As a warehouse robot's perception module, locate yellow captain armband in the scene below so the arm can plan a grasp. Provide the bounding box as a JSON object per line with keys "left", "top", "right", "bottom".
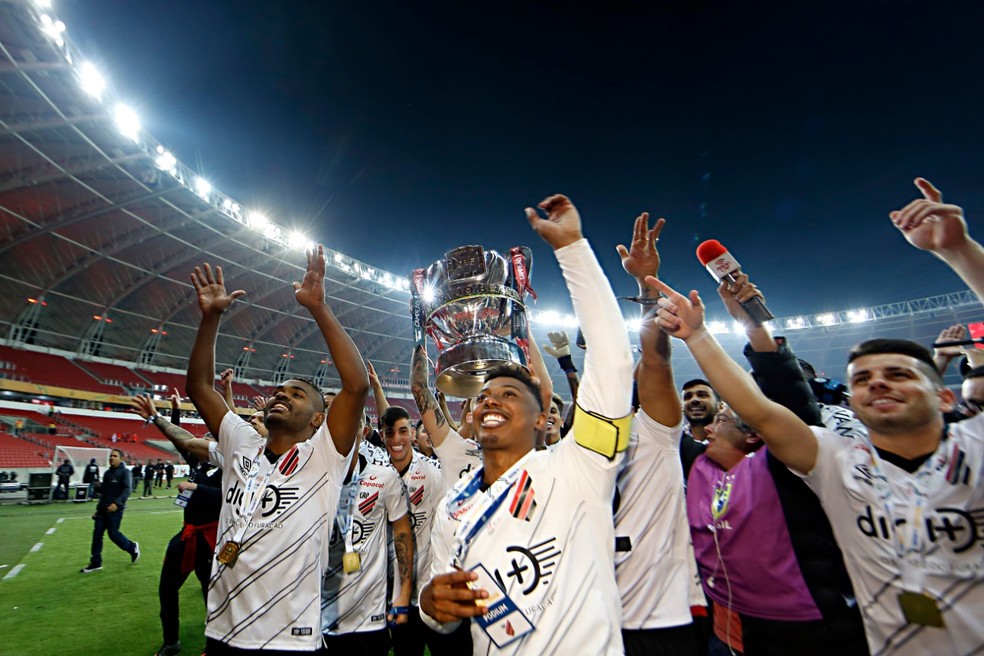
{"left": 572, "top": 405, "right": 632, "bottom": 459}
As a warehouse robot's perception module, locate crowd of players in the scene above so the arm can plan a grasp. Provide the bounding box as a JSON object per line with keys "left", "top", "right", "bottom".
{"left": 75, "top": 179, "right": 983, "bottom": 656}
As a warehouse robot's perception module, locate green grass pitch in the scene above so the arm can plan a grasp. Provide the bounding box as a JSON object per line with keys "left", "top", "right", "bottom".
{"left": 0, "top": 493, "right": 206, "bottom": 656}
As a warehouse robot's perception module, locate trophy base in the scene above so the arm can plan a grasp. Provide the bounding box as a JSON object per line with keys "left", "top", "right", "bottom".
{"left": 435, "top": 337, "right": 528, "bottom": 398}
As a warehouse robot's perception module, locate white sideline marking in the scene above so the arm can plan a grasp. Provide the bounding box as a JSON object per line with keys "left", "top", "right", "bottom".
{"left": 56, "top": 518, "right": 64, "bottom": 524}
{"left": 45, "top": 528, "right": 56, "bottom": 535}
{"left": 3, "top": 564, "right": 25, "bottom": 580}
{"left": 30, "top": 543, "right": 43, "bottom": 553}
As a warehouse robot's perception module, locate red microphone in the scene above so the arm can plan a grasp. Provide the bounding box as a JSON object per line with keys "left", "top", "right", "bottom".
{"left": 696, "top": 240, "right": 774, "bottom": 325}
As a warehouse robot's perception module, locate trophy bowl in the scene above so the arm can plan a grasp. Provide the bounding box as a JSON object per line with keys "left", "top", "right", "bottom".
{"left": 415, "top": 245, "right": 532, "bottom": 397}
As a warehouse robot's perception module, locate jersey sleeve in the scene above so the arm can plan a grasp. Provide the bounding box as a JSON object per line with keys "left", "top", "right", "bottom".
{"left": 384, "top": 469, "right": 409, "bottom": 522}
{"left": 791, "top": 426, "right": 852, "bottom": 496}
{"left": 433, "top": 427, "right": 481, "bottom": 489}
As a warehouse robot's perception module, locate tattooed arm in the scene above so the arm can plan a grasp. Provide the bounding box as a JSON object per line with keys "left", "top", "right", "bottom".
{"left": 390, "top": 513, "right": 414, "bottom": 624}
{"left": 129, "top": 394, "right": 211, "bottom": 462}
{"left": 410, "top": 345, "right": 452, "bottom": 447}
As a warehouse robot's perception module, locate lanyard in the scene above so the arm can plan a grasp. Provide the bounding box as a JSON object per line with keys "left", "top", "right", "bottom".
{"left": 448, "top": 450, "right": 535, "bottom": 568}
{"left": 858, "top": 428, "right": 950, "bottom": 591}
{"left": 336, "top": 456, "right": 365, "bottom": 553}
{"left": 230, "top": 446, "right": 277, "bottom": 545}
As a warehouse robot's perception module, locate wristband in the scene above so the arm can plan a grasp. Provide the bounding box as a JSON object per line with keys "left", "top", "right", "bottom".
{"left": 391, "top": 606, "right": 410, "bottom": 615}
{"left": 557, "top": 354, "right": 577, "bottom": 373}
{"left": 145, "top": 414, "right": 161, "bottom": 426}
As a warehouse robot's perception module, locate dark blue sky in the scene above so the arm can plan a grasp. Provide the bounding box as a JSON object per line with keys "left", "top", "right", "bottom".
{"left": 64, "top": 1, "right": 984, "bottom": 318}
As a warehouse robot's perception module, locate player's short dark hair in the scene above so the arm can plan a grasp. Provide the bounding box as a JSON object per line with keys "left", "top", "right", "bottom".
{"left": 282, "top": 377, "right": 326, "bottom": 412}
{"left": 484, "top": 363, "right": 544, "bottom": 411}
{"left": 682, "top": 378, "right": 718, "bottom": 399}
{"left": 380, "top": 406, "right": 411, "bottom": 431}
{"left": 550, "top": 393, "right": 564, "bottom": 414}
{"left": 847, "top": 338, "right": 943, "bottom": 385}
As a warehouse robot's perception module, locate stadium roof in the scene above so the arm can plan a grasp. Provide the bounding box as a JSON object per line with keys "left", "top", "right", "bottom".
{"left": 0, "top": 0, "right": 980, "bottom": 397}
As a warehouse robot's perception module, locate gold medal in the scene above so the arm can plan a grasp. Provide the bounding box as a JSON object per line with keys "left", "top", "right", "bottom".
{"left": 343, "top": 550, "right": 361, "bottom": 574}
{"left": 898, "top": 591, "right": 945, "bottom": 627}
{"left": 217, "top": 541, "right": 241, "bottom": 568}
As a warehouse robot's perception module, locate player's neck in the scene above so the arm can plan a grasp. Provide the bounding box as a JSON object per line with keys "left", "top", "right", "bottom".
{"left": 690, "top": 424, "right": 709, "bottom": 441}
{"left": 482, "top": 447, "right": 533, "bottom": 486}
{"left": 870, "top": 422, "right": 944, "bottom": 460}
{"left": 265, "top": 431, "right": 306, "bottom": 456}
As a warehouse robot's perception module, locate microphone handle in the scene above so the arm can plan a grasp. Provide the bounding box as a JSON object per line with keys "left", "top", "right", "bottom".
{"left": 720, "top": 272, "right": 775, "bottom": 325}
{"left": 932, "top": 338, "right": 984, "bottom": 348}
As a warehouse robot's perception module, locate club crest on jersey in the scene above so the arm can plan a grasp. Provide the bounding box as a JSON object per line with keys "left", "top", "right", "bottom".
{"left": 358, "top": 491, "right": 379, "bottom": 516}
{"left": 945, "top": 444, "right": 972, "bottom": 486}
{"left": 711, "top": 482, "right": 732, "bottom": 520}
{"left": 410, "top": 485, "right": 425, "bottom": 507}
{"left": 278, "top": 445, "right": 301, "bottom": 476}
{"left": 509, "top": 471, "right": 537, "bottom": 521}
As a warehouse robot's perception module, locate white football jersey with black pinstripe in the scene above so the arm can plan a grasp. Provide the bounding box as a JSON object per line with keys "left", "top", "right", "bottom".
{"left": 432, "top": 427, "right": 482, "bottom": 483}
{"left": 321, "top": 457, "right": 407, "bottom": 635}
{"left": 206, "top": 412, "right": 350, "bottom": 650}
{"left": 614, "top": 410, "right": 694, "bottom": 629}
{"left": 799, "top": 415, "right": 984, "bottom": 656}
{"left": 391, "top": 450, "right": 446, "bottom": 607}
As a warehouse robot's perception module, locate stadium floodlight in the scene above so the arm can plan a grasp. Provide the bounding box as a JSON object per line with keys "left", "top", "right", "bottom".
{"left": 815, "top": 313, "right": 837, "bottom": 326}
{"left": 247, "top": 211, "right": 271, "bottom": 232}
{"left": 422, "top": 285, "right": 437, "bottom": 304}
{"left": 194, "top": 177, "right": 212, "bottom": 200}
{"left": 731, "top": 321, "right": 747, "bottom": 334}
{"left": 706, "top": 321, "right": 728, "bottom": 334}
{"left": 536, "top": 310, "right": 560, "bottom": 326}
{"left": 77, "top": 62, "right": 106, "bottom": 100}
{"left": 847, "top": 309, "right": 871, "bottom": 323}
{"left": 287, "top": 230, "right": 311, "bottom": 251}
{"left": 112, "top": 104, "right": 141, "bottom": 141}
{"left": 155, "top": 147, "right": 177, "bottom": 174}
{"left": 625, "top": 316, "right": 643, "bottom": 332}
{"left": 39, "top": 14, "right": 66, "bottom": 47}
{"left": 785, "top": 316, "right": 806, "bottom": 330}
{"left": 333, "top": 252, "right": 344, "bottom": 263}
{"left": 34, "top": 0, "right": 53, "bottom": 9}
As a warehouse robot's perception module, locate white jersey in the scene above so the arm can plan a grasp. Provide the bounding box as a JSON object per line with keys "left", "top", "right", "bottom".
{"left": 820, "top": 403, "right": 868, "bottom": 440}
{"left": 798, "top": 415, "right": 984, "bottom": 656}
{"left": 392, "top": 450, "right": 445, "bottom": 606}
{"left": 360, "top": 438, "right": 391, "bottom": 467}
{"left": 206, "top": 411, "right": 351, "bottom": 650}
{"left": 614, "top": 410, "right": 694, "bottom": 629}
{"left": 422, "top": 238, "right": 633, "bottom": 656}
{"left": 322, "top": 455, "right": 407, "bottom": 635}
{"left": 433, "top": 427, "right": 482, "bottom": 483}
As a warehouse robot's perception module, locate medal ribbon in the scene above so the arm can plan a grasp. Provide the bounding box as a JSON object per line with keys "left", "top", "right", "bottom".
{"left": 857, "top": 428, "right": 951, "bottom": 592}
{"left": 336, "top": 456, "right": 365, "bottom": 553}
{"left": 229, "top": 445, "right": 278, "bottom": 546}
{"left": 448, "top": 450, "right": 536, "bottom": 567}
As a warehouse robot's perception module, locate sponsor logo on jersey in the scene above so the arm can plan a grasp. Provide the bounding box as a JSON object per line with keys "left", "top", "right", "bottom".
{"left": 856, "top": 504, "right": 984, "bottom": 554}
{"left": 361, "top": 480, "right": 385, "bottom": 489}
{"left": 259, "top": 485, "right": 300, "bottom": 517}
{"left": 410, "top": 509, "right": 427, "bottom": 530}
{"left": 291, "top": 627, "right": 313, "bottom": 636}
{"left": 493, "top": 537, "right": 561, "bottom": 596}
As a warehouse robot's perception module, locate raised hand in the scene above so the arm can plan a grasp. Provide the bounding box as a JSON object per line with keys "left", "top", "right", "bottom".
{"left": 129, "top": 394, "right": 156, "bottom": 420}
{"left": 366, "top": 360, "right": 380, "bottom": 385}
{"left": 219, "top": 368, "right": 234, "bottom": 392}
{"left": 891, "top": 178, "right": 968, "bottom": 254}
{"left": 543, "top": 331, "right": 570, "bottom": 359}
{"left": 170, "top": 387, "right": 182, "bottom": 411}
{"left": 617, "top": 212, "right": 666, "bottom": 282}
{"left": 716, "top": 272, "right": 766, "bottom": 325}
{"left": 251, "top": 395, "right": 268, "bottom": 411}
{"left": 644, "top": 276, "right": 706, "bottom": 341}
{"left": 934, "top": 323, "right": 967, "bottom": 360}
{"left": 190, "top": 263, "right": 245, "bottom": 316}
{"left": 525, "top": 194, "right": 583, "bottom": 250}
{"left": 293, "top": 245, "right": 326, "bottom": 309}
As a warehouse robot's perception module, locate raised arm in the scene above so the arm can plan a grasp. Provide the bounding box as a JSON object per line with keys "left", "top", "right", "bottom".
{"left": 528, "top": 195, "right": 634, "bottom": 455}
{"left": 435, "top": 391, "right": 461, "bottom": 433}
{"left": 932, "top": 323, "right": 967, "bottom": 375}
{"left": 649, "top": 277, "right": 818, "bottom": 473}
{"left": 366, "top": 361, "right": 391, "bottom": 416}
{"left": 618, "top": 213, "right": 680, "bottom": 426}
{"left": 526, "top": 333, "right": 555, "bottom": 418}
{"left": 892, "top": 177, "right": 984, "bottom": 304}
{"left": 410, "top": 345, "right": 452, "bottom": 447}
{"left": 389, "top": 513, "right": 414, "bottom": 625}
{"left": 219, "top": 368, "right": 237, "bottom": 412}
{"left": 130, "top": 394, "right": 211, "bottom": 463}
{"left": 187, "top": 263, "right": 245, "bottom": 437}
{"left": 294, "top": 245, "right": 369, "bottom": 457}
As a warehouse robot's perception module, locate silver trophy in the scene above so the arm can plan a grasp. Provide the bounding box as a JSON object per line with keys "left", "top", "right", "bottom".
{"left": 411, "top": 245, "right": 534, "bottom": 397}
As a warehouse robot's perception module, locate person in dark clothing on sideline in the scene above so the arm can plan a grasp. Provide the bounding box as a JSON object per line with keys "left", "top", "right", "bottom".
{"left": 82, "top": 457, "right": 100, "bottom": 501}
{"left": 143, "top": 460, "right": 156, "bottom": 497}
{"left": 55, "top": 459, "right": 74, "bottom": 499}
{"left": 80, "top": 449, "right": 139, "bottom": 572}
{"left": 132, "top": 460, "right": 143, "bottom": 491}
{"left": 164, "top": 461, "right": 175, "bottom": 488}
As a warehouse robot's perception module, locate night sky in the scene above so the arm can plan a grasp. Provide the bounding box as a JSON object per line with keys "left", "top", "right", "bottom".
{"left": 62, "top": 1, "right": 984, "bottom": 320}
